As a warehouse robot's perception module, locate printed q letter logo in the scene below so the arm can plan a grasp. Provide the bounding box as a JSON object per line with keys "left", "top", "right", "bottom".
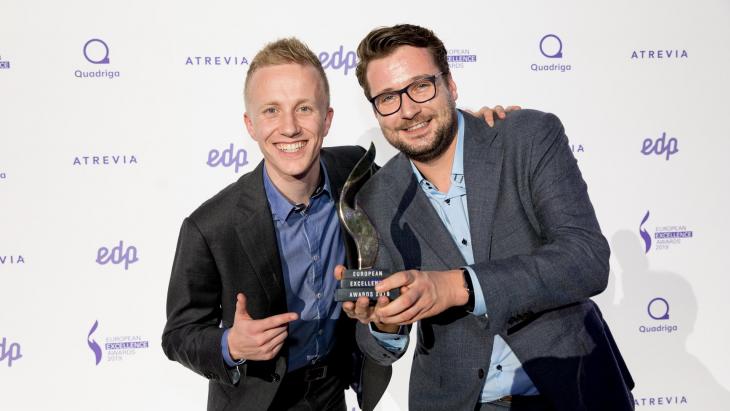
{"left": 647, "top": 297, "right": 670, "bottom": 320}
{"left": 88, "top": 321, "right": 102, "bottom": 365}
{"left": 539, "top": 34, "right": 563, "bottom": 58}
{"left": 639, "top": 210, "right": 652, "bottom": 254}
{"left": 83, "top": 39, "right": 110, "bottom": 64}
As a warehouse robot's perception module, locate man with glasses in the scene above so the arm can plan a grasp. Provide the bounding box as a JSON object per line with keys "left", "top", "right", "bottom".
{"left": 339, "top": 24, "right": 635, "bottom": 410}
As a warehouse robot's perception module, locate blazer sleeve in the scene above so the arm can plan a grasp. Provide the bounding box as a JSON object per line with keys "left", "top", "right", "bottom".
{"left": 161, "top": 217, "right": 235, "bottom": 385}
{"left": 470, "top": 112, "right": 610, "bottom": 331}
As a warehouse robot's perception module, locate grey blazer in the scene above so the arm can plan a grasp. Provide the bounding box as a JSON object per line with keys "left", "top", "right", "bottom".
{"left": 355, "top": 110, "right": 634, "bottom": 411}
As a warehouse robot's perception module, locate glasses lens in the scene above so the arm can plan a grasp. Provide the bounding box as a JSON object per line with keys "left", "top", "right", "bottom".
{"left": 375, "top": 93, "right": 400, "bottom": 116}
{"left": 407, "top": 79, "right": 436, "bottom": 103}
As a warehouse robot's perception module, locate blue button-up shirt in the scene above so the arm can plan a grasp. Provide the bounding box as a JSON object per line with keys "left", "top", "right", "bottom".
{"left": 222, "top": 162, "right": 344, "bottom": 372}
{"left": 410, "top": 111, "right": 539, "bottom": 402}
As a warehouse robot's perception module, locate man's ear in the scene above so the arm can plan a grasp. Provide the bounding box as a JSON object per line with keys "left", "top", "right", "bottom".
{"left": 446, "top": 73, "right": 458, "bottom": 102}
{"left": 243, "top": 112, "right": 256, "bottom": 140}
{"left": 321, "top": 107, "right": 334, "bottom": 138}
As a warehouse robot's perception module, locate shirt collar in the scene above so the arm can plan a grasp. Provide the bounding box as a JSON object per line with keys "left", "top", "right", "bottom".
{"left": 263, "top": 161, "right": 331, "bottom": 221}
{"left": 410, "top": 110, "right": 465, "bottom": 189}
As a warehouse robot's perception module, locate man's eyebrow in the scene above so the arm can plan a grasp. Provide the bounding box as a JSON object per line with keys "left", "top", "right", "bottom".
{"left": 372, "top": 74, "right": 433, "bottom": 96}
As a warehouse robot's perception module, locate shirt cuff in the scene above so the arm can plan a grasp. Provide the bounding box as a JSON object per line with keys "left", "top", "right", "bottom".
{"left": 464, "top": 266, "right": 487, "bottom": 317}
{"left": 369, "top": 324, "right": 408, "bottom": 353}
{"left": 221, "top": 328, "right": 246, "bottom": 367}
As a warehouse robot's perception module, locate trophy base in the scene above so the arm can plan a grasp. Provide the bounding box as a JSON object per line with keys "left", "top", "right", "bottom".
{"left": 335, "top": 269, "right": 400, "bottom": 302}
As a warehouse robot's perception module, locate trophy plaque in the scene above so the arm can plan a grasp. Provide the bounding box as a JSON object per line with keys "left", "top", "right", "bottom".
{"left": 335, "top": 143, "right": 399, "bottom": 302}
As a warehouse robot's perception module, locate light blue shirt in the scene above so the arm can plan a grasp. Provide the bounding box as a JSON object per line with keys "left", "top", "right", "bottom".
{"left": 405, "top": 111, "right": 539, "bottom": 402}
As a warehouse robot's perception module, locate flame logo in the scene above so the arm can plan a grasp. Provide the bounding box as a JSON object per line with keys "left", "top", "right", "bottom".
{"left": 88, "top": 320, "right": 102, "bottom": 365}
{"left": 639, "top": 210, "right": 652, "bottom": 254}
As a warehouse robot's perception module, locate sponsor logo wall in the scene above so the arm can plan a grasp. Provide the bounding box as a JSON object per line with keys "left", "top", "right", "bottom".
{"left": 1, "top": 1, "right": 728, "bottom": 410}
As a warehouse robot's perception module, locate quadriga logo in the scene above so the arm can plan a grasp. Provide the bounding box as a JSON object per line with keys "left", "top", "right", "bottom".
{"left": 639, "top": 297, "right": 678, "bottom": 335}
{"left": 96, "top": 240, "right": 138, "bottom": 270}
{"left": 75, "top": 38, "right": 120, "bottom": 80}
{"left": 531, "top": 34, "right": 572, "bottom": 73}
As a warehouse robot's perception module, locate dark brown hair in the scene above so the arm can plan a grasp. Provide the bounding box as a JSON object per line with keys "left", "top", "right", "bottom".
{"left": 355, "top": 24, "right": 450, "bottom": 98}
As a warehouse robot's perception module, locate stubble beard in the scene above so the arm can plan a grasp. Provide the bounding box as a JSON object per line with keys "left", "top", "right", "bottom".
{"left": 390, "top": 102, "right": 458, "bottom": 163}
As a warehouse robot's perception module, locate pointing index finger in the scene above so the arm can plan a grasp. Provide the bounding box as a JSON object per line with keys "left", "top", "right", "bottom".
{"left": 255, "top": 312, "right": 299, "bottom": 331}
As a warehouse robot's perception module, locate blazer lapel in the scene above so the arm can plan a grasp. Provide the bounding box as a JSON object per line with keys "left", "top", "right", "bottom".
{"left": 383, "top": 154, "right": 466, "bottom": 269}
{"left": 462, "top": 112, "right": 503, "bottom": 264}
{"left": 234, "top": 161, "right": 287, "bottom": 313}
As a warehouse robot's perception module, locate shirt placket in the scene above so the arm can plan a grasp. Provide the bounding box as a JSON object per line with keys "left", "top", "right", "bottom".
{"left": 303, "top": 200, "right": 324, "bottom": 363}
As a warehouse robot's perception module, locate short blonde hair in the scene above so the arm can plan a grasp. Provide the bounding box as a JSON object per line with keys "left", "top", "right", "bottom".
{"left": 244, "top": 37, "right": 330, "bottom": 107}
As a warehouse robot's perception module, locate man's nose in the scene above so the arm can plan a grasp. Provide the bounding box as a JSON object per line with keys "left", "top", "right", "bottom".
{"left": 280, "top": 111, "right": 301, "bottom": 137}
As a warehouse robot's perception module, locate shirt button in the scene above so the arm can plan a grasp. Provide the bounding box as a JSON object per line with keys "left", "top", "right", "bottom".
{"left": 478, "top": 369, "right": 485, "bottom": 379}
{"left": 316, "top": 293, "right": 322, "bottom": 299}
{"left": 318, "top": 329, "right": 324, "bottom": 335}
{"left": 312, "top": 255, "right": 319, "bottom": 261}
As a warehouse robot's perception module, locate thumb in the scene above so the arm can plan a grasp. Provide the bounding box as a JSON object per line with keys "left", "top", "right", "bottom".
{"left": 334, "top": 264, "right": 346, "bottom": 280}
{"left": 235, "top": 293, "right": 252, "bottom": 320}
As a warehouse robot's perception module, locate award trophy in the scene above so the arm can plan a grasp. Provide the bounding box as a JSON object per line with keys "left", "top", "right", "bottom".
{"left": 335, "top": 143, "right": 400, "bottom": 302}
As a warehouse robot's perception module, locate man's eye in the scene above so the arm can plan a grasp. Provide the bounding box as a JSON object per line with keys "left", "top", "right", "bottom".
{"left": 378, "top": 94, "right": 397, "bottom": 104}
{"left": 298, "top": 106, "right": 313, "bottom": 112}
{"left": 413, "top": 81, "right": 431, "bottom": 90}
{"left": 263, "top": 107, "right": 277, "bottom": 114}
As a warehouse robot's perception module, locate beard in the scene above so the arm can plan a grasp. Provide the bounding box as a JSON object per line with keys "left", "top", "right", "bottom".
{"left": 390, "top": 102, "right": 458, "bottom": 163}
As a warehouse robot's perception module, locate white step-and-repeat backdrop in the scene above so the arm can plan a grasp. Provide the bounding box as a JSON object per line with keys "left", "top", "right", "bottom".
{"left": 2, "top": 0, "right": 729, "bottom": 409}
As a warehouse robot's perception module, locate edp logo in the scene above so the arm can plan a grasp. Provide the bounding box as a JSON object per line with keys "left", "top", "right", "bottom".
{"left": 641, "top": 132, "right": 678, "bottom": 160}
{"left": 319, "top": 46, "right": 357, "bottom": 75}
{"left": 96, "top": 240, "right": 138, "bottom": 270}
{"left": 0, "top": 337, "right": 22, "bottom": 367}
{"left": 207, "top": 143, "right": 249, "bottom": 173}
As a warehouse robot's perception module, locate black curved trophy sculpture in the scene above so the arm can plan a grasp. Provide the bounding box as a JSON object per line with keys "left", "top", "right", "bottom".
{"left": 335, "top": 143, "right": 399, "bottom": 302}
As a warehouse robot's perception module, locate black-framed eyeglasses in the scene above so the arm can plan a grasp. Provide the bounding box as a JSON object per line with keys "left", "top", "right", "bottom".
{"left": 368, "top": 72, "right": 444, "bottom": 116}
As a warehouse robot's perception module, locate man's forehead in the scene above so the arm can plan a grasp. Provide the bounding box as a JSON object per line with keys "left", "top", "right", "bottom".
{"left": 246, "top": 63, "right": 326, "bottom": 103}
{"left": 366, "top": 46, "right": 438, "bottom": 93}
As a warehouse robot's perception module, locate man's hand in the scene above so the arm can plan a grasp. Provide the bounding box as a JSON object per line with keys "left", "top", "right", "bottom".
{"left": 227, "top": 293, "right": 298, "bottom": 361}
{"left": 467, "top": 105, "right": 522, "bottom": 127}
{"left": 335, "top": 265, "right": 399, "bottom": 333}
{"left": 372, "top": 269, "right": 469, "bottom": 325}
